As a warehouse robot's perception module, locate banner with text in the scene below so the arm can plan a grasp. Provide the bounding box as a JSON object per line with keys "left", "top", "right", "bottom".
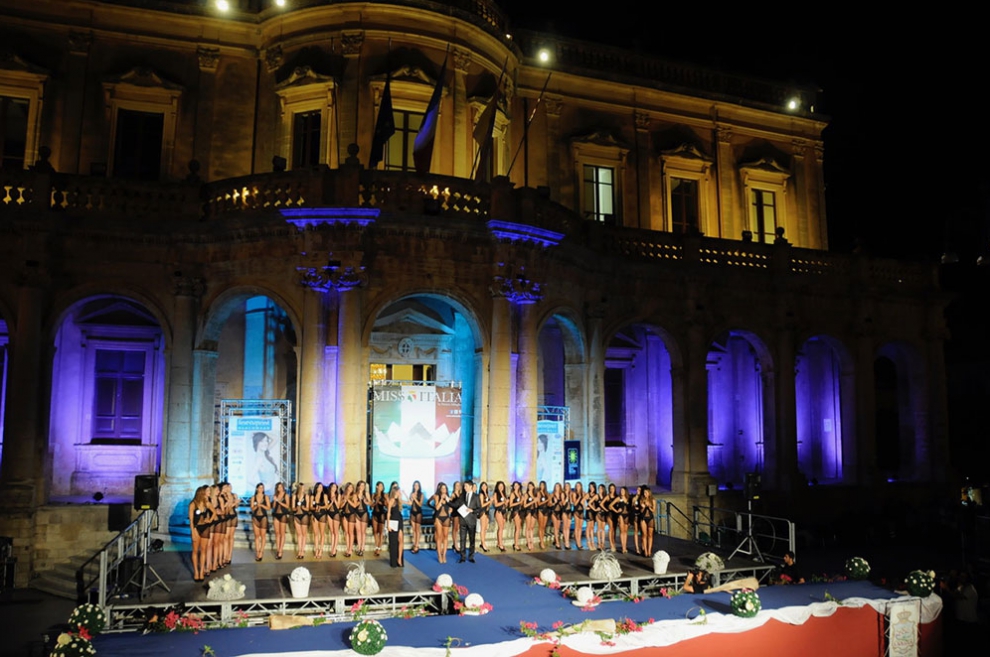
{"left": 227, "top": 415, "right": 282, "bottom": 497}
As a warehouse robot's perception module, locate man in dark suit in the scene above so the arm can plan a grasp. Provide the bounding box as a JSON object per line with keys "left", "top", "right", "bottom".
{"left": 457, "top": 480, "right": 482, "bottom": 563}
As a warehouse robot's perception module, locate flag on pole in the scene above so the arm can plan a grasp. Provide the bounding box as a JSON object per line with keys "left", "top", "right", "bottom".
{"left": 369, "top": 71, "right": 395, "bottom": 168}
{"left": 412, "top": 49, "right": 448, "bottom": 174}
{"left": 471, "top": 57, "right": 507, "bottom": 181}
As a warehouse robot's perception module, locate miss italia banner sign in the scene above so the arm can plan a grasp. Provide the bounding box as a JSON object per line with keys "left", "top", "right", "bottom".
{"left": 370, "top": 384, "right": 461, "bottom": 494}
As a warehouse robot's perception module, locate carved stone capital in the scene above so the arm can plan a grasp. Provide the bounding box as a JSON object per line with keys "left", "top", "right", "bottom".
{"left": 197, "top": 46, "right": 220, "bottom": 72}
{"left": 341, "top": 32, "right": 364, "bottom": 57}
{"left": 174, "top": 276, "right": 205, "bottom": 298}
{"left": 490, "top": 264, "right": 543, "bottom": 304}
{"left": 791, "top": 138, "right": 808, "bottom": 157}
{"left": 68, "top": 31, "right": 93, "bottom": 55}
{"left": 453, "top": 48, "right": 471, "bottom": 73}
{"left": 544, "top": 96, "right": 563, "bottom": 118}
{"left": 299, "top": 265, "right": 366, "bottom": 292}
{"left": 265, "top": 45, "right": 283, "bottom": 73}
{"left": 634, "top": 111, "right": 650, "bottom": 131}
{"left": 716, "top": 125, "right": 733, "bottom": 144}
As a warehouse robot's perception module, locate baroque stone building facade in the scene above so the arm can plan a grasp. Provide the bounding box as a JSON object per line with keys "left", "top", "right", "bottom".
{"left": 0, "top": 0, "right": 947, "bottom": 583}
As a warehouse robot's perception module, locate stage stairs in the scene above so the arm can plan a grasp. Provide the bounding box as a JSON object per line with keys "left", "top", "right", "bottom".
{"left": 31, "top": 551, "right": 102, "bottom": 600}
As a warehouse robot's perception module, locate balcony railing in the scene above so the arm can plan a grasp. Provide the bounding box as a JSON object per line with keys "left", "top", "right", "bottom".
{"left": 1, "top": 166, "right": 934, "bottom": 292}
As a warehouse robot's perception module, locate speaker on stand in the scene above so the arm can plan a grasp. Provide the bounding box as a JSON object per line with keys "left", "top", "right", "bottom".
{"left": 133, "top": 474, "right": 159, "bottom": 511}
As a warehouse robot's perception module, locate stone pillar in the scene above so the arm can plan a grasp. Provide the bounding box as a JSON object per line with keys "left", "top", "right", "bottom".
{"left": 297, "top": 283, "right": 329, "bottom": 484}
{"left": 486, "top": 294, "right": 512, "bottom": 483}
{"left": 514, "top": 300, "right": 540, "bottom": 482}
{"left": 195, "top": 46, "right": 220, "bottom": 180}
{"left": 634, "top": 111, "right": 653, "bottom": 230}
{"left": 790, "top": 139, "right": 810, "bottom": 248}
{"left": 159, "top": 277, "right": 204, "bottom": 527}
{"left": 584, "top": 303, "right": 606, "bottom": 482}
{"left": 452, "top": 49, "right": 471, "bottom": 178}
{"left": 773, "top": 327, "right": 798, "bottom": 493}
{"left": 854, "top": 332, "right": 877, "bottom": 487}
{"left": 0, "top": 271, "right": 47, "bottom": 502}
{"left": 924, "top": 307, "right": 950, "bottom": 483}
{"left": 544, "top": 97, "right": 563, "bottom": 204}
{"left": 714, "top": 125, "right": 736, "bottom": 239}
{"left": 57, "top": 31, "right": 93, "bottom": 173}
{"left": 337, "top": 32, "right": 364, "bottom": 161}
{"left": 333, "top": 270, "right": 366, "bottom": 484}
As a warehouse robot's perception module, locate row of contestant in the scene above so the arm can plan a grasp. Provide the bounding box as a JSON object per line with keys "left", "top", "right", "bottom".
{"left": 187, "top": 482, "right": 239, "bottom": 582}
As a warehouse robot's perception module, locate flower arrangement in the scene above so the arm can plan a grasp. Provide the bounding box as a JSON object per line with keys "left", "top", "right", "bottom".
{"left": 658, "top": 587, "right": 680, "bottom": 599}
{"left": 905, "top": 570, "right": 935, "bottom": 597}
{"left": 457, "top": 592, "right": 493, "bottom": 616}
{"left": 349, "top": 619, "right": 388, "bottom": 655}
{"left": 729, "top": 589, "right": 761, "bottom": 618}
{"left": 623, "top": 593, "right": 646, "bottom": 603}
{"left": 289, "top": 566, "right": 311, "bottom": 583}
{"left": 143, "top": 606, "right": 206, "bottom": 633}
{"left": 533, "top": 568, "right": 562, "bottom": 589}
{"left": 845, "top": 556, "right": 870, "bottom": 580}
{"left": 67, "top": 603, "right": 107, "bottom": 635}
{"left": 344, "top": 561, "right": 380, "bottom": 596}
{"left": 595, "top": 617, "right": 655, "bottom": 645}
{"left": 572, "top": 586, "right": 602, "bottom": 611}
{"left": 207, "top": 573, "right": 247, "bottom": 600}
{"left": 695, "top": 552, "right": 725, "bottom": 573}
{"left": 350, "top": 599, "right": 369, "bottom": 621}
{"left": 49, "top": 632, "right": 96, "bottom": 657}
{"left": 397, "top": 604, "right": 428, "bottom": 619}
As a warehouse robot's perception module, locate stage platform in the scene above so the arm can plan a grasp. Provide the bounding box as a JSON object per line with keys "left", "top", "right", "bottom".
{"left": 88, "top": 539, "right": 942, "bottom": 657}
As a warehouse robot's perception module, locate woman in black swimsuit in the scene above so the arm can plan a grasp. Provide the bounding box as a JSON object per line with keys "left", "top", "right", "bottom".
{"left": 408, "top": 480, "right": 424, "bottom": 554}
{"left": 372, "top": 481, "right": 387, "bottom": 556}
{"left": 326, "top": 481, "right": 341, "bottom": 557}
{"left": 189, "top": 485, "right": 212, "bottom": 581}
{"left": 292, "top": 482, "right": 311, "bottom": 559}
{"left": 571, "top": 482, "right": 586, "bottom": 550}
{"left": 509, "top": 481, "right": 523, "bottom": 551}
{"left": 450, "top": 481, "right": 462, "bottom": 553}
{"left": 560, "top": 482, "right": 573, "bottom": 550}
{"left": 550, "top": 482, "right": 564, "bottom": 549}
{"left": 585, "top": 482, "right": 600, "bottom": 551}
{"left": 611, "top": 486, "right": 631, "bottom": 553}
{"left": 354, "top": 480, "right": 371, "bottom": 556}
{"left": 311, "top": 482, "right": 327, "bottom": 559}
{"left": 492, "top": 481, "right": 508, "bottom": 552}
{"left": 638, "top": 486, "right": 656, "bottom": 556}
{"left": 341, "top": 482, "right": 356, "bottom": 557}
{"left": 524, "top": 481, "right": 538, "bottom": 551}
{"left": 250, "top": 482, "right": 270, "bottom": 561}
{"left": 271, "top": 481, "right": 290, "bottom": 559}
{"left": 478, "top": 481, "right": 492, "bottom": 552}
{"left": 429, "top": 482, "right": 451, "bottom": 564}
{"left": 536, "top": 481, "right": 550, "bottom": 550}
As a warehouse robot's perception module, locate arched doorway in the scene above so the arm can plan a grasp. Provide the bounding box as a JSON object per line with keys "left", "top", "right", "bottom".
{"left": 795, "top": 335, "right": 853, "bottom": 484}
{"left": 536, "top": 313, "right": 587, "bottom": 486}
{"left": 603, "top": 323, "right": 675, "bottom": 488}
{"left": 367, "top": 294, "right": 482, "bottom": 493}
{"left": 707, "top": 330, "right": 772, "bottom": 489}
{"left": 48, "top": 296, "right": 166, "bottom": 499}
{"left": 874, "top": 342, "right": 926, "bottom": 481}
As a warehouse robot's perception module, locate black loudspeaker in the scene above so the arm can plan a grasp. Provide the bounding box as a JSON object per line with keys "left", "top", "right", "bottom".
{"left": 134, "top": 474, "right": 159, "bottom": 511}
{"left": 744, "top": 472, "right": 761, "bottom": 501}
{"left": 108, "top": 503, "right": 131, "bottom": 532}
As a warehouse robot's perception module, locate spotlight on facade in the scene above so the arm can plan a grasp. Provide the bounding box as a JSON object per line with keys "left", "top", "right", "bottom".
{"left": 215, "top": 0, "right": 230, "bottom": 11}
{"left": 538, "top": 48, "right": 551, "bottom": 64}
{"left": 274, "top": 0, "right": 286, "bottom": 6}
{"left": 787, "top": 97, "right": 800, "bottom": 111}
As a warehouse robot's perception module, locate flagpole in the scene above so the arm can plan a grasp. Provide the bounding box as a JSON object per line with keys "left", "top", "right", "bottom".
{"left": 507, "top": 71, "right": 551, "bottom": 180}
{"left": 331, "top": 37, "right": 341, "bottom": 168}
{"left": 470, "top": 56, "right": 508, "bottom": 181}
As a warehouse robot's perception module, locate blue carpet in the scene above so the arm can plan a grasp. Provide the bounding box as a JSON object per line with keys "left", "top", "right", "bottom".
{"left": 91, "top": 554, "right": 900, "bottom": 656}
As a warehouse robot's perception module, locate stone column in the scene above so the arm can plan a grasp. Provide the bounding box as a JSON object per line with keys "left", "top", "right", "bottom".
{"left": 159, "top": 276, "right": 208, "bottom": 527}
{"left": 544, "top": 97, "right": 563, "bottom": 204}
{"left": 486, "top": 293, "right": 512, "bottom": 483}
{"left": 773, "top": 326, "right": 798, "bottom": 493}
{"left": 854, "top": 332, "right": 877, "bottom": 487}
{"left": 337, "top": 32, "right": 364, "bottom": 161}
{"left": 57, "top": 31, "right": 93, "bottom": 173}
{"left": 634, "top": 111, "right": 653, "bottom": 230}
{"left": 452, "top": 49, "right": 471, "bottom": 178}
{"left": 195, "top": 46, "right": 220, "bottom": 180}
{"left": 514, "top": 298, "right": 540, "bottom": 482}
{"left": 333, "top": 269, "right": 366, "bottom": 483}
{"left": 584, "top": 302, "right": 606, "bottom": 482}
{"left": 296, "top": 281, "right": 329, "bottom": 484}
{"left": 0, "top": 270, "right": 47, "bottom": 504}
{"left": 714, "top": 125, "right": 736, "bottom": 239}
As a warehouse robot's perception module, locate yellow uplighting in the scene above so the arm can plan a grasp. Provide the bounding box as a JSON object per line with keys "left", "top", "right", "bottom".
{"left": 538, "top": 49, "right": 550, "bottom": 63}
{"left": 275, "top": 0, "right": 286, "bottom": 6}
{"left": 215, "top": 0, "right": 230, "bottom": 11}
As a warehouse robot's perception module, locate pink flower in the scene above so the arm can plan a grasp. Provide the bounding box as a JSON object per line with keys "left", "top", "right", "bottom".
{"left": 433, "top": 584, "right": 443, "bottom": 592}
{"left": 164, "top": 610, "right": 180, "bottom": 630}
{"left": 76, "top": 627, "right": 92, "bottom": 641}
{"left": 552, "top": 621, "right": 564, "bottom": 630}
{"left": 455, "top": 585, "right": 469, "bottom": 597}
{"left": 453, "top": 601, "right": 463, "bottom": 610}
{"left": 350, "top": 600, "right": 365, "bottom": 613}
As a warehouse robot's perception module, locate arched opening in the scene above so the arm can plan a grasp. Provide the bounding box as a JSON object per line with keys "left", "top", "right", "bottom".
{"left": 211, "top": 294, "right": 298, "bottom": 496}
{"left": 536, "top": 313, "right": 587, "bottom": 485}
{"left": 795, "top": 335, "right": 853, "bottom": 484}
{"left": 874, "top": 342, "right": 927, "bottom": 481}
{"left": 603, "top": 323, "right": 675, "bottom": 488}
{"left": 707, "top": 330, "right": 772, "bottom": 489}
{"left": 48, "top": 296, "right": 166, "bottom": 500}
{"left": 367, "top": 294, "right": 482, "bottom": 493}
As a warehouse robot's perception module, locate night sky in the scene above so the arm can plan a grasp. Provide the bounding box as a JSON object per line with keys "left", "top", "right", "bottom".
{"left": 500, "top": 3, "right": 990, "bottom": 262}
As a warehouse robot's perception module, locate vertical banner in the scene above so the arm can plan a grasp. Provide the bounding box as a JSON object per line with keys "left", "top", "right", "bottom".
{"left": 536, "top": 420, "right": 564, "bottom": 484}
{"left": 564, "top": 439, "right": 581, "bottom": 481}
{"left": 887, "top": 598, "right": 920, "bottom": 657}
{"left": 228, "top": 416, "right": 281, "bottom": 496}
{"left": 371, "top": 384, "right": 462, "bottom": 494}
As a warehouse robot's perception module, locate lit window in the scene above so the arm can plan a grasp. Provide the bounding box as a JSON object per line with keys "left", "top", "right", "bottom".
{"left": 292, "top": 110, "right": 322, "bottom": 169}
{"left": 749, "top": 189, "right": 777, "bottom": 243}
{"left": 583, "top": 164, "right": 615, "bottom": 223}
{"left": 0, "top": 95, "right": 29, "bottom": 170}
{"left": 670, "top": 177, "right": 699, "bottom": 234}
{"left": 385, "top": 109, "right": 423, "bottom": 172}
{"left": 92, "top": 349, "right": 145, "bottom": 444}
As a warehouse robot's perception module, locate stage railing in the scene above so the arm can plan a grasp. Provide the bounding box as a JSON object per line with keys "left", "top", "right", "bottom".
{"left": 76, "top": 510, "right": 155, "bottom": 608}
{"left": 656, "top": 499, "right": 694, "bottom": 539}
{"left": 692, "top": 505, "right": 795, "bottom": 561}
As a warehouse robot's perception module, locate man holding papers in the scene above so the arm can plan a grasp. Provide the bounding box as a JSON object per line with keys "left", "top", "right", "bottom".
{"left": 457, "top": 480, "right": 482, "bottom": 563}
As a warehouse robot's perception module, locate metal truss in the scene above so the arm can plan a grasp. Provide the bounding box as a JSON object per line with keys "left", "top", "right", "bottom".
{"left": 560, "top": 563, "right": 775, "bottom": 601}
{"left": 105, "top": 589, "right": 447, "bottom": 632}
{"left": 218, "top": 399, "right": 293, "bottom": 483}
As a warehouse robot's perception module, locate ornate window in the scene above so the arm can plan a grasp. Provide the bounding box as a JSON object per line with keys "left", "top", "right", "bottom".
{"left": 740, "top": 157, "right": 790, "bottom": 243}
{"left": 385, "top": 109, "right": 423, "bottom": 171}
{"left": 371, "top": 65, "right": 447, "bottom": 173}
{"left": 571, "top": 131, "right": 628, "bottom": 225}
{"left": 103, "top": 68, "right": 182, "bottom": 180}
{"left": 275, "top": 67, "right": 335, "bottom": 169}
{"left": 661, "top": 144, "right": 714, "bottom": 235}
{"left": 0, "top": 53, "right": 48, "bottom": 170}
{"left": 468, "top": 95, "right": 510, "bottom": 180}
